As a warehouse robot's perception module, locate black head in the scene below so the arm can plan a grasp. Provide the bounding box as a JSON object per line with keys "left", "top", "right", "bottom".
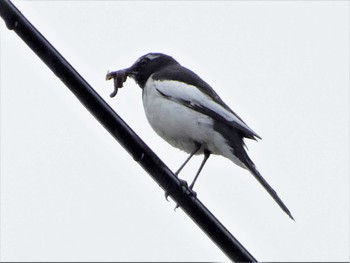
{"left": 126, "top": 53, "right": 179, "bottom": 88}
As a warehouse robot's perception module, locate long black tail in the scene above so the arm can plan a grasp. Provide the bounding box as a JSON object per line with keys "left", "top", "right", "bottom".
{"left": 242, "top": 153, "right": 294, "bottom": 220}
{"left": 213, "top": 121, "right": 294, "bottom": 219}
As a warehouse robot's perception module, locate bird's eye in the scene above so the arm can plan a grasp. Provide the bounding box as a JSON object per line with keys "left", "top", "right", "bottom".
{"left": 140, "top": 58, "right": 149, "bottom": 66}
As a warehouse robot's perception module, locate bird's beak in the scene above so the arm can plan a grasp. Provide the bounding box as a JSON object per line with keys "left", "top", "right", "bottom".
{"left": 125, "top": 70, "right": 135, "bottom": 80}
{"left": 125, "top": 65, "right": 138, "bottom": 79}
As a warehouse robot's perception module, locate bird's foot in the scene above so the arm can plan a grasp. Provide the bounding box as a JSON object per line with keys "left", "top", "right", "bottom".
{"left": 174, "top": 188, "right": 197, "bottom": 211}
{"left": 164, "top": 178, "right": 188, "bottom": 201}
{"left": 164, "top": 179, "right": 197, "bottom": 210}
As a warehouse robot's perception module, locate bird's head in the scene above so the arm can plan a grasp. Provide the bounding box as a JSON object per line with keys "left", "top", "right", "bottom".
{"left": 127, "top": 53, "right": 178, "bottom": 87}
{"left": 106, "top": 52, "right": 178, "bottom": 97}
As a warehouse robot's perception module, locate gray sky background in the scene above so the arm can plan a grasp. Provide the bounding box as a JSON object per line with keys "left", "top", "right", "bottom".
{"left": 1, "top": 1, "right": 349, "bottom": 262}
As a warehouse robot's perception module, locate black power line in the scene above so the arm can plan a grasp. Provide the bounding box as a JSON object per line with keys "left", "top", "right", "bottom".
{"left": 0, "top": 0, "right": 257, "bottom": 261}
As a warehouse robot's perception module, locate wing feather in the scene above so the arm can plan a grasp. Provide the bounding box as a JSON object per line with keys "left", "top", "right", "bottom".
{"left": 153, "top": 78, "right": 261, "bottom": 140}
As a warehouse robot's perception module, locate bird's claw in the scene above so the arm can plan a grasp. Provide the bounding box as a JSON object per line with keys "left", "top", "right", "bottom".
{"left": 164, "top": 178, "right": 187, "bottom": 201}
{"left": 164, "top": 179, "right": 197, "bottom": 210}
{"left": 164, "top": 192, "right": 171, "bottom": 202}
{"left": 174, "top": 187, "right": 197, "bottom": 211}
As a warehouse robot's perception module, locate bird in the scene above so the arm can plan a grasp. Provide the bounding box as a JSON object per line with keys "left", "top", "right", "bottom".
{"left": 106, "top": 52, "right": 294, "bottom": 220}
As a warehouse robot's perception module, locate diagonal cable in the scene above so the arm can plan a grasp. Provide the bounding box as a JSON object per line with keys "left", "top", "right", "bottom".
{"left": 0, "top": 0, "right": 257, "bottom": 261}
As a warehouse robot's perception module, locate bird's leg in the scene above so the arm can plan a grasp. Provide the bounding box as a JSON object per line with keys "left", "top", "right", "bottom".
{"left": 175, "top": 143, "right": 201, "bottom": 176}
{"left": 189, "top": 150, "right": 211, "bottom": 190}
{"left": 165, "top": 143, "right": 201, "bottom": 201}
{"left": 173, "top": 150, "right": 211, "bottom": 210}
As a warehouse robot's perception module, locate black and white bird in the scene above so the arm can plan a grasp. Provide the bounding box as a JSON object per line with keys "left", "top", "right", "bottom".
{"left": 106, "top": 52, "right": 294, "bottom": 220}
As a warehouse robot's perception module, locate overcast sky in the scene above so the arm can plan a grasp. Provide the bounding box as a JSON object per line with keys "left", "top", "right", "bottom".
{"left": 1, "top": 1, "right": 349, "bottom": 262}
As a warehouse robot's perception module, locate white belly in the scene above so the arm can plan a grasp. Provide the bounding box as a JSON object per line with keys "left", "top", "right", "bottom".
{"left": 142, "top": 78, "right": 233, "bottom": 157}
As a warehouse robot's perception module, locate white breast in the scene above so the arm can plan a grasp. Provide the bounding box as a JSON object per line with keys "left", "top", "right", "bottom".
{"left": 142, "top": 77, "right": 235, "bottom": 160}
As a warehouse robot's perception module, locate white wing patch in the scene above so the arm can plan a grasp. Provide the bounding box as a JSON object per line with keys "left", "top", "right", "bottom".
{"left": 151, "top": 78, "right": 260, "bottom": 138}
{"left": 145, "top": 53, "right": 161, "bottom": 60}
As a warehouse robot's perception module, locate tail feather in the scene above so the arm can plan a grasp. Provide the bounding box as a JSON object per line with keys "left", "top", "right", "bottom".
{"left": 243, "top": 156, "right": 294, "bottom": 220}
{"left": 213, "top": 121, "right": 294, "bottom": 219}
